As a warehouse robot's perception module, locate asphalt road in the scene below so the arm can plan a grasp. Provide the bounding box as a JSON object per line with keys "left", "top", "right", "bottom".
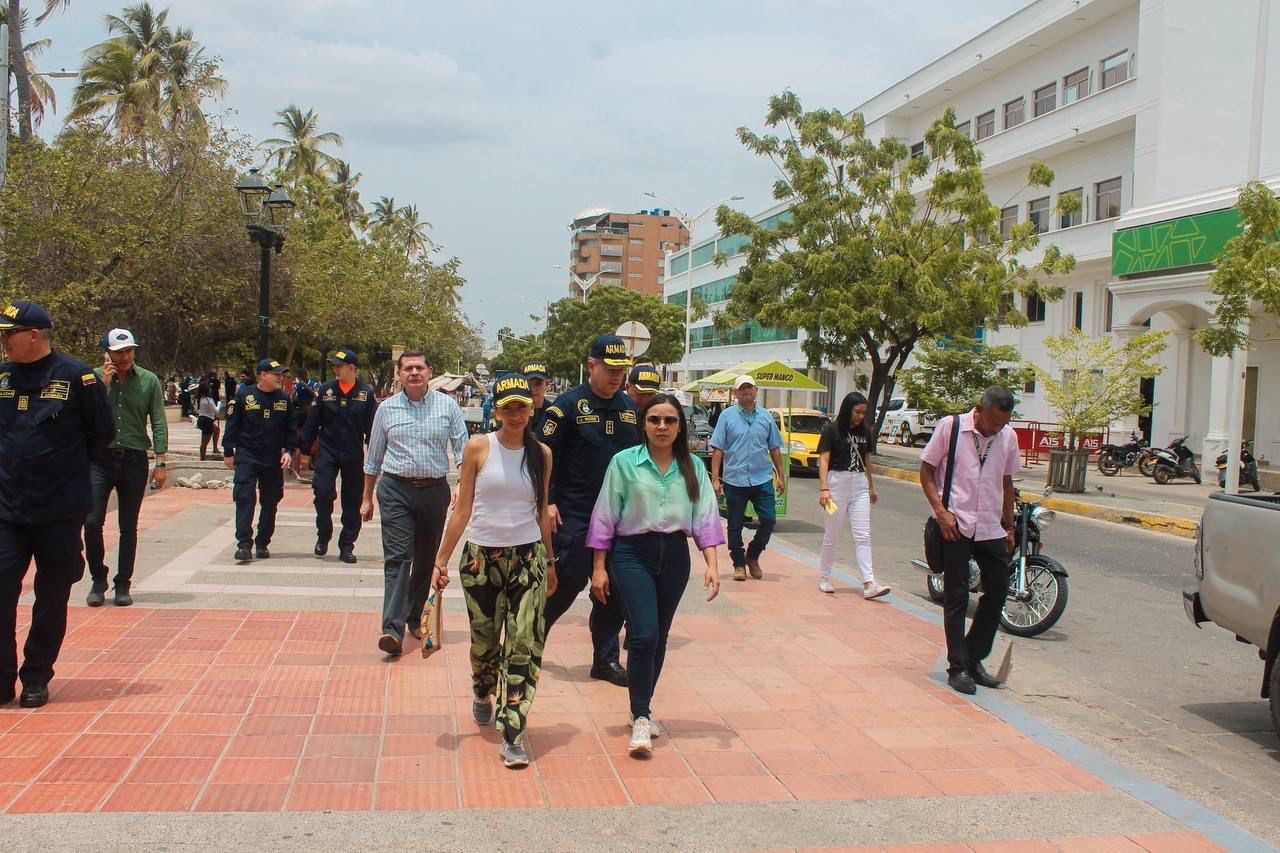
{"left": 768, "top": 469, "right": 1280, "bottom": 847}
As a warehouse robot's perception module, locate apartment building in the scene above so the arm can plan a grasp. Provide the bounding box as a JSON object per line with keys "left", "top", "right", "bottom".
{"left": 665, "top": 0, "right": 1280, "bottom": 463}
{"left": 567, "top": 208, "right": 689, "bottom": 299}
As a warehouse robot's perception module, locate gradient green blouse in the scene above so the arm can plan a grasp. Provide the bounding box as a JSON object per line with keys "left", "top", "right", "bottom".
{"left": 586, "top": 445, "right": 725, "bottom": 551}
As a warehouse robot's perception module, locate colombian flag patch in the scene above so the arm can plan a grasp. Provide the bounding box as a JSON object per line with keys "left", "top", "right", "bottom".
{"left": 81, "top": 373, "right": 97, "bottom": 385}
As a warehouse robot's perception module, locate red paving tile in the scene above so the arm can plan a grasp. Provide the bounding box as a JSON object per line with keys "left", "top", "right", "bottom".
{"left": 375, "top": 782, "right": 459, "bottom": 811}
{"left": 543, "top": 778, "right": 630, "bottom": 808}
{"left": 286, "top": 782, "right": 374, "bottom": 811}
{"left": 102, "top": 783, "right": 201, "bottom": 812}
{"left": 196, "top": 783, "right": 289, "bottom": 812}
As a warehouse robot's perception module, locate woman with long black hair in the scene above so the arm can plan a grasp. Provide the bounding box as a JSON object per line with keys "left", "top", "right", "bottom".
{"left": 195, "top": 377, "right": 221, "bottom": 460}
{"left": 587, "top": 393, "right": 723, "bottom": 756}
{"left": 816, "top": 391, "right": 890, "bottom": 599}
{"left": 433, "top": 373, "right": 557, "bottom": 769}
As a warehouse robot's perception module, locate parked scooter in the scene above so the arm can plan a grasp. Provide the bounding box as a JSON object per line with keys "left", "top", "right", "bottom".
{"left": 1150, "top": 436, "right": 1201, "bottom": 485}
{"left": 1216, "top": 440, "right": 1261, "bottom": 491}
{"left": 911, "top": 487, "right": 1069, "bottom": 638}
{"left": 1097, "top": 431, "right": 1154, "bottom": 477}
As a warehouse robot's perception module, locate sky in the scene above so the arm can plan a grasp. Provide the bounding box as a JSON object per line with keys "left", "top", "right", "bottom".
{"left": 31, "top": 0, "right": 1028, "bottom": 345}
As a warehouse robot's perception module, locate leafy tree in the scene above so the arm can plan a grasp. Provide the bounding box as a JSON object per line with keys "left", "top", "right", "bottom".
{"left": 1198, "top": 180, "right": 1280, "bottom": 356}
{"left": 7, "top": 0, "right": 71, "bottom": 141}
{"left": 897, "top": 335, "right": 1034, "bottom": 421}
{"left": 1, "top": 6, "right": 58, "bottom": 129}
{"left": 262, "top": 104, "right": 344, "bottom": 180}
{"left": 543, "top": 287, "right": 685, "bottom": 381}
{"left": 490, "top": 330, "right": 545, "bottom": 376}
{"left": 329, "top": 160, "right": 365, "bottom": 228}
{"left": 369, "top": 195, "right": 397, "bottom": 229}
{"left": 1029, "top": 328, "right": 1168, "bottom": 450}
{"left": 715, "top": 91, "right": 1076, "bottom": 442}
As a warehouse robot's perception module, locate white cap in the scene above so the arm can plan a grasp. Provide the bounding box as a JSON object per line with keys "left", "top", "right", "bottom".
{"left": 105, "top": 328, "right": 138, "bottom": 351}
{"left": 733, "top": 375, "right": 756, "bottom": 389}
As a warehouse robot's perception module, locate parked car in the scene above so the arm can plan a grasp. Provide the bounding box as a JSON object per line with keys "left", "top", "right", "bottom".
{"left": 879, "top": 396, "right": 938, "bottom": 447}
{"left": 1185, "top": 491, "right": 1280, "bottom": 737}
{"left": 769, "top": 408, "right": 832, "bottom": 475}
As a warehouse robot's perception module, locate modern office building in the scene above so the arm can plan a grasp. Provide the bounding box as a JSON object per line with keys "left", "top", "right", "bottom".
{"left": 567, "top": 208, "right": 689, "bottom": 299}
{"left": 666, "top": 0, "right": 1280, "bottom": 463}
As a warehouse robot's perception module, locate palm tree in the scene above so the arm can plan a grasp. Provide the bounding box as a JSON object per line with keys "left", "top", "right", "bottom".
{"left": 7, "top": 0, "right": 72, "bottom": 141}
{"left": 397, "top": 203, "right": 435, "bottom": 256}
{"left": 369, "top": 195, "right": 398, "bottom": 229}
{"left": 330, "top": 160, "right": 365, "bottom": 227}
{"left": 261, "top": 104, "right": 344, "bottom": 180}
{"left": 158, "top": 25, "right": 226, "bottom": 137}
{"left": 67, "top": 35, "right": 158, "bottom": 144}
{"left": 2, "top": 7, "right": 57, "bottom": 129}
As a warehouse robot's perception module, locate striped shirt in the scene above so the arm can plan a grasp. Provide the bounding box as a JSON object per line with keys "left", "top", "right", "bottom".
{"left": 363, "top": 390, "right": 468, "bottom": 479}
{"left": 586, "top": 446, "right": 726, "bottom": 552}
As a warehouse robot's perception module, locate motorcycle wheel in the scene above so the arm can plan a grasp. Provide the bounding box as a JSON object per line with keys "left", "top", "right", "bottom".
{"left": 1098, "top": 453, "right": 1120, "bottom": 476}
{"left": 1000, "top": 557, "right": 1069, "bottom": 638}
{"left": 1137, "top": 451, "right": 1155, "bottom": 477}
{"left": 925, "top": 572, "right": 944, "bottom": 603}
{"left": 1153, "top": 465, "right": 1172, "bottom": 485}
{"left": 899, "top": 423, "right": 914, "bottom": 447}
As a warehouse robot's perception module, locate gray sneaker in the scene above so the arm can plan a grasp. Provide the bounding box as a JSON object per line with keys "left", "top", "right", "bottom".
{"left": 472, "top": 693, "right": 494, "bottom": 725}
{"left": 500, "top": 741, "right": 529, "bottom": 768}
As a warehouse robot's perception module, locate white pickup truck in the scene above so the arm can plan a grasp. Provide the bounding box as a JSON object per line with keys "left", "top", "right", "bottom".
{"left": 1185, "top": 491, "right": 1280, "bottom": 737}
{"left": 879, "top": 396, "right": 938, "bottom": 447}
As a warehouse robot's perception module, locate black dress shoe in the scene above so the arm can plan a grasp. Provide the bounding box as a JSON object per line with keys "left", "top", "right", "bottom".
{"left": 340, "top": 549, "right": 357, "bottom": 564}
{"left": 315, "top": 539, "right": 329, "bottom": 557}
{"left": 255, "top": 546, "right": 270, "bottom": 559}
{"left": 86, "top": 587, "right": 106, "bottom": 607}
{"left": 947, "top": 671, "right": 977, "bottom": 695}
{"left": 969, "top": 661, "right": 1002, "bottom": 688}
{"left": 19, "top": 683, "right": 49, "bottom": 708}
{"left": 590, "top": 661, "right": 629, "bottom": 687}
{"left": 234, "top": 545, "right": 252, "bottom": 562}
{"left": 113, "top": 589, "right": 133, "bottom": 607}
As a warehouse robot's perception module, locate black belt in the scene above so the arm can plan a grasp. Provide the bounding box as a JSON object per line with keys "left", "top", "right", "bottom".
{"left": 385, "top": 472, "right": 447, "bottom": 488}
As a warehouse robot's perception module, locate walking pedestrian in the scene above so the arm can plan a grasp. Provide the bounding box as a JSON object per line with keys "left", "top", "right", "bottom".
{"left": 587, "top": 393, "right": 722, "bottom": 754}
{"left": 521, "top": 360, "right": 552, "bottom": 435}
{"left": 84, "top": 329, "right": 169, "bottom": 608}
{"left": 301, "top": 348, "right": 377, "bottom": 563}
{"left": 0, "top": 301, "right": 115, "bottom": 707}
{"left": 625, "top": 364, "right": 662, "bottom": 414}
{"left": 919, "top": 386, "right": 1020, "bottom": 695}
{"left": 222, "top": 359, "right": 296, "bottom": 562}
{"left": 433, "top": 373, "right": 555, "bottom": 769}
{"left": 223, "top": 371, "right": 237, "bottom": 404}
{"left": 816, "top": 391, "right": 890, "bottom": 598}
{"left": 361, "top": 350, "right": 468, "bottom": 656}
{"left": 291, "top": 368, "right": 317, "bottom": 477}
{"left": 709, "top": 376, "right": 785, "bottom": 582}
{"left": 195, "top": 376, "right": 221, "bottom": 461}
{"left": 540, "top": 335, "right": 637, "bottom": 688}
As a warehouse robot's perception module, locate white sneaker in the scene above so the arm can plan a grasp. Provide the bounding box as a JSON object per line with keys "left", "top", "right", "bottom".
{"left": 628, "top": 717, "right": 653, "bottom": 755}
{"left": 630, "top": 714, "right": 661, "bottom": 738}
{"left": 863, "top": 582, "right": 891, "bottom": 600}
{"left": 818, "top": 579, "right": 835, "bottom": 593}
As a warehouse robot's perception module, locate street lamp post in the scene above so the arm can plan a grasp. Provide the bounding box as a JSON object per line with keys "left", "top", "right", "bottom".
{"left": 644, "top": 192, "right": 743, "bottom": 385}
{"left": 235, "top": 168, "right": 296, "bottom": 361}
{"left": 552, "top": 264, "right": 603, "bottom": 304}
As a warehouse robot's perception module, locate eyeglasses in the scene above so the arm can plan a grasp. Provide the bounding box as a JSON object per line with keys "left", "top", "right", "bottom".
{"left": 0, "top": 328, "right": 34, "bottom": 339}
{"left": 645, "top": 415, "right": 680, "bottom": 426}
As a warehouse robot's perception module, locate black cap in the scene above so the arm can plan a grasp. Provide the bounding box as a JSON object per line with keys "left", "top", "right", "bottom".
{"left": 493, "top": 374, "right": 534, "bottom": 408}
{"left": 589, "top": 335, "right": 630, "bottom": 368}
{"left": 256, "top": 358, "right": 289, "bottom": 374}
{"left": 0, "top": 300, "right": 53, "bottom": 330}
{"left": 521, "top": 360, "right": 549, "bottom": 379}
{"left": 628, "top": 365, "right": 662, "bottom": 394}
{"left": 328, "top": 348, "right": 359, "bottom": 366}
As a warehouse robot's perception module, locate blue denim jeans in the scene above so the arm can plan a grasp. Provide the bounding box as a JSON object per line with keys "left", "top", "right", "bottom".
{"left": 608, "top": 532, "right": 691, "bottom": 720}
{"left": 722, "top": 481, "right": 776, "bottom": 567}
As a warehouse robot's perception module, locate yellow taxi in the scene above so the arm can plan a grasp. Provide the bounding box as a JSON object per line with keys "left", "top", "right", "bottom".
{"left": 769, "top": 408, "right": 831, "bottom": 475}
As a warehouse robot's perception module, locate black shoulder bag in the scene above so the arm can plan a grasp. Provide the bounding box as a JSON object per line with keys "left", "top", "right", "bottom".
{"left": 922, "top": 415, "right": 961, "bottom": 573}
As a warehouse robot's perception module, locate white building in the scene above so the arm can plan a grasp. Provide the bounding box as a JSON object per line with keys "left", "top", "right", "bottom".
{"left": 666, "top": 0, "right": 1280, "bottom": 464}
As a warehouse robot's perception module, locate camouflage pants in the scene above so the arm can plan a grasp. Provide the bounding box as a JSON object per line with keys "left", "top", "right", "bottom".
{"left": 460, "top": 541, "right": 548, "bottom": 746}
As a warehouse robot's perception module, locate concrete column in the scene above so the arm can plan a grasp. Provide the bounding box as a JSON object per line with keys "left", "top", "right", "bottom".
{"left": 1110, "top": 325, "right": 1146, "bottom": 435}
{"left": 1202, "top": 351, "right": 1234, "bottom": 463}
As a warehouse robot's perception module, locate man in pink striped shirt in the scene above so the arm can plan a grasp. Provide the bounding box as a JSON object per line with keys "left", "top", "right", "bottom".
{"left": 919, "top": 387, "right": 1019, "bottom": 695}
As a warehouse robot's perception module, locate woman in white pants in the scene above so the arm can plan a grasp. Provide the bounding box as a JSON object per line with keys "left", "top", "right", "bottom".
{"left": 817, "top": 392, "right": 890, "bottom": 599}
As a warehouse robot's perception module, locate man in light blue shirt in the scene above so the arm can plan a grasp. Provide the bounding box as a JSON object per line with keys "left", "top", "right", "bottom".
{"left": 361, "top": 350, "right": 468, "bottom": 656}
{"left": 709, "top": 376, "right": 785, "bottom": 582}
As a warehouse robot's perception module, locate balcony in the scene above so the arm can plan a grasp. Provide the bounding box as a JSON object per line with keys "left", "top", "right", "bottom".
{"left": 1016, "top": 217, "right": 1116, "bottom": 268}
{"left": 600, "top": 245, "right": 623, "bottom": 257}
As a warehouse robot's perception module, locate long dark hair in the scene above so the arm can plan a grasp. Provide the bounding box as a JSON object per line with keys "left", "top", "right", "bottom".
{"left": 642, "top": 393, "right": 699, "bottom": 502}
{"left": 836, "top": 391, "right": 872, "bottom": 447}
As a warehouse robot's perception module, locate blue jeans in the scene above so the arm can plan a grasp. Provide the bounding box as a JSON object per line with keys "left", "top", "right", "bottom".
{"left": 723, "top": 481, "right": 776, "bottom": 567}
{"left": 609, "top": 532, "right": 691, "bottom": 720}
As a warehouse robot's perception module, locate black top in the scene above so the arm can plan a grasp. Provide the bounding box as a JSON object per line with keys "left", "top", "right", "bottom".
{"left": 222, "top": 385, "right": 298, "bottom": 465}
{"left": 817, "top": 422, "right": 867, "bottom": 474}
{"left": 0, "top": 351, "right": 116, "bottom": 522}
{"left": 540, "top": 383, "right": 640, "bottom": 536}
{"left": 532, "top": 399, "right": 552, "bottom": 441}
{"left": 300, "top": 380, "right": 377, "bottom": 461}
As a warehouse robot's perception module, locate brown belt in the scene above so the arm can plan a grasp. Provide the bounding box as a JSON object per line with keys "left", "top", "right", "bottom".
{"left": 385, "top": 472, "right": 447, "bottom": 488}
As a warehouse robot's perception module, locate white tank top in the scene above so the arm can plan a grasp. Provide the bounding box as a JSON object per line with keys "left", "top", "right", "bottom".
{"left": 467, "top": 432, "right": 543, "bottom": 547}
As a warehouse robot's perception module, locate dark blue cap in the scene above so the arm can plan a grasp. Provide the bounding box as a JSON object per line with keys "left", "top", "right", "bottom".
{"left": 521, "top": 360, "right": 549, "bottom": 379}
{"left": 0, "top": 300, "right": 53, "bottom": 330}
{"left": 256, "top": 358, "right": 288, "bottom": 374}
{"left": 628, "top": 365, "right": 662, "bottom": 393}
{"left": 589, "top": 335, "right": 630, "bottom": 367}
{"left": 328, "top": 348, "right": 359, "bottom": 366}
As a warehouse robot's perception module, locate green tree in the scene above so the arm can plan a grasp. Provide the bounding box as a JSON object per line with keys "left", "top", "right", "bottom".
{"left": 2, "top": 6, "right": 59, "bottom": 129}
{"left": 7, "top": 0, "right": 71, "bottom": 141}
{"left": 262, "top": 104, "right": 344, "bottom": 180}
{"left": 715, "top": 91, "right": 1076, "bottom": 441}
{"left": 543, "top": 287, "right": 685, "bottom": 381}
{"left": 897, "top": 336, "right": 1034, "bottom": 422}
{"left": 490, "top": 330, "right": 545, "bottom": 375}
{"left": 1198, "top": 181, "right": 1280, "bottom": 356}
{"left": 329, "top": 160, "right": 365, "bottom": 228}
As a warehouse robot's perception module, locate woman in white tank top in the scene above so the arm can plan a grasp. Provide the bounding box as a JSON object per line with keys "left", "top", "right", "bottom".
{"left": 433, "top": 374, "right": 555, "bottom": 769}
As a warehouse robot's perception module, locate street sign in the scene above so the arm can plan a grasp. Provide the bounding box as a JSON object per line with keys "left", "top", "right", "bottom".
{"left": 615, "top": 321, "right": 651, "bottom": 357}
{"left": 475, "top": 363, "right": 489, "bottom": 376}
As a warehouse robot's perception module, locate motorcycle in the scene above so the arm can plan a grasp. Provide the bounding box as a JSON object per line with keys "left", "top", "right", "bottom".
{"left": 912, "top": 487, "right": 1069, "bottom": 638}
{"left": 1150, "top": 436, "right": 1201, "bottom": 485}
{"left": 1216, "top": 440, "right": 1261, "bottom": 491}
{"left": 1097, "top": 431, "right": 1154, "bottom": 477}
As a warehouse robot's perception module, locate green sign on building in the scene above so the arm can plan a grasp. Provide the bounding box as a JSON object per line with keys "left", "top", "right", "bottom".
{"left": 1111, "top": 208, "right": 1242, "bottom": 276}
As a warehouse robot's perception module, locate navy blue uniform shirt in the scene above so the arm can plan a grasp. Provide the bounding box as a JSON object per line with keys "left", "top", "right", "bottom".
{"left": 222, "top": 385, "right": 297, "bottom": 465}
{"left": 0, "top": 351, "right": 116, "bottom": 523}
{"left": 300, "top": 380, "right": 377, "bottom": 461}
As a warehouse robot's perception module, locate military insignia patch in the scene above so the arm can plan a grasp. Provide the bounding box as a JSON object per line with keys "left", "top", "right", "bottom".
{"left": 80, "top": 373, "right": 97, "bottom": 385}
{"left": 620, "top": 410, "right": 637, "bottom": 424}
{"left": 17, "top": 396, "right": 29, "bottom": 411}
{"left": 576, "top": 399, "right": 592, "bottom": 415}
{"left": 542, "top": 420, "right": 557, "bottom": 436}
{"left": 547, "top": 405, "right": 564, "bottom": 418}
{"left": 576, "top": 415, "right": 600, "bottom": 425}
{"left": 0, "top": 372, "right": 9, "bottom": 390}
{"left": 356, "top": 391, "right": 368, "bottom": 401}
{"left": 40, "top": 380, "right": 71, "bottom": 401}
{"left": 605, "top": 420, "right": 614, "bottom": 435}
{"left": 273, "top": 400, "right": 288, "bottom": 411}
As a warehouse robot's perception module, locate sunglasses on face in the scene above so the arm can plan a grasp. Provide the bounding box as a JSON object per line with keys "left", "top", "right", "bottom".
{"left": 0, "top": 328, "right": 33, "bottom": 339}
{"left": 645, "top": 415, "right": 680, "bottom": 426}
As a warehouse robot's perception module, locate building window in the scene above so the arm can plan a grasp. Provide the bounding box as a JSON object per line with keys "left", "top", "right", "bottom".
{"left": 1023, "top": 377, "right": 1037, "bottom": 394}
{"left": 1028, "top": 196, "right": 1050, "bottom": 234}
{"left": 629, "top": 239, "right": 644, "bottom": 245}
{"left": 910, "top": 141, "right": 925, "bottom": 160}
{"left": 1059, "top": 188, "right": 1083, "bottom": 228}
{"left": 1095, "top": 177, "right": 1122, "bottom": 220}
{"left": 627, "top": 272, "right": 641, "bottom": 278}
{"left": 1072, "top": 292, "right": 1085, "bottom": 330}
{"left": 1026, "top": 292, "right": 1046, "bottom": 323}
{"left": 1003, "top": 97, "right": 1025, "bottom": 129}
{"left": 1100, "top": 50, "right": 1130, "bottom": 89}
{"left": 1105, "top": 289, "right": 1114, "bottom": 332}
{"left": 975, "top": 110, "right": 995, "bottom": 140}
{"left": 1063, "top": 67, "right": 1089, "bottom": 104}
{"left": 579, "top": 238, "right": 599, "bottom": 247}
{"left": 1033, "top": 83, "right": 1056, "bottom": 117}
{"left": 1000, "top": 205, "right": 1018, "bottom": 240}
{"left": 629, "top": 256, "right": 644, "bottom": 262}
{"left": 955, "top": 120, "right": 970, "bottom": 138}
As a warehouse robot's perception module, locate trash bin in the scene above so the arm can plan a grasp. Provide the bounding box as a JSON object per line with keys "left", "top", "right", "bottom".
{"left": 1048, "top": 448, "right": 1090, "bottom": 493}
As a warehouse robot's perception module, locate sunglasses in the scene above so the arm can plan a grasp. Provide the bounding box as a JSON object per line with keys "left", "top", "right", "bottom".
{"left": 0, "top": 328, "right": 34, "bottom": 339}
{"left": 645, "top": 415, "right": 680, "bottom": 426}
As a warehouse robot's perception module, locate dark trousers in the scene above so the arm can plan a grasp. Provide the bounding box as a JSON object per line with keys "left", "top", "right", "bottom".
{"left": 312, "top": 449, "right": 364, "bottom": 551}
{"left": 609, "top": 532, "right": 691, "bottom": 720}
{"left": 723, "top": 480, "right": 777, "bottom": 567}
{"left": 543, "top": 530, "right": 624, "bottom": 667}
{"left": 84, "top": 453, "right": 150, "bottom": 592}
{"left": 0, "top": 516, "right": 86, "bottom": 689}
{"left": 942, "top": 535, "right": 1010, "bottom": 676}
{"left": 377, "top": 476, "right": 449, "bottom": 639}
{"left": 233, "top": 461, "right": 285, "bottom": 548}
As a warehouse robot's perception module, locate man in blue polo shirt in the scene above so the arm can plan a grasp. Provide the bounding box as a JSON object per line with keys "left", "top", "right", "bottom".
{"left": 709, "top": 375, "right": 785, "bottom": 582}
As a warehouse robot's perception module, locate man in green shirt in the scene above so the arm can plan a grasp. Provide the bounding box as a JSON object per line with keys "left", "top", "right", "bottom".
{"left": 84, "top": 329, "right": 168, "bottom": 607}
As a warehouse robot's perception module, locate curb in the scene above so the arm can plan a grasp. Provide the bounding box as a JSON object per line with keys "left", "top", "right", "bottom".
{"left": 869, "top": 463, "right": 1199, "bottom": 540}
